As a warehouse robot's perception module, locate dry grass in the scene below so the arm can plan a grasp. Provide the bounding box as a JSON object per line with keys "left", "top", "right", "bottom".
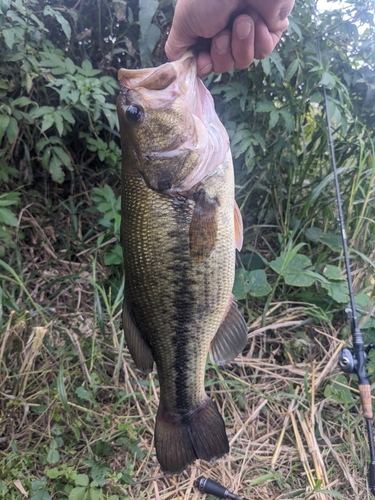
{"left": 0, "top": 202, "right": 373, "bottom": 500}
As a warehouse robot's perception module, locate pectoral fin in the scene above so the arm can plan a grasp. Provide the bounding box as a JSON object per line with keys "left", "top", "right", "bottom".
{"left": 123, "top": 299, "right": 154, "bottom": 374}
{"left": 209, "top": 295, "right": 248, "bottom": 366}
{"left": 189, "top": 189, "right": 218, "bottom": 262}
{"left": 234, "top": 200, "right": 243, "bottom": 251}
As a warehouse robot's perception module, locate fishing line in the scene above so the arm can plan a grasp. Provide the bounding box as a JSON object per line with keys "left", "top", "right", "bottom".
{"left": 313, "top": 2, "right": 375, "bottom": 494}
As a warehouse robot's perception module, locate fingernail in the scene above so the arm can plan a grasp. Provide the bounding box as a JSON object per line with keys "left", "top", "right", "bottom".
{"left": 235, "top": 21, "right": 252, "bottom": 40}
{"left": 215, "top": 35, "right": 230, "bottom": 54}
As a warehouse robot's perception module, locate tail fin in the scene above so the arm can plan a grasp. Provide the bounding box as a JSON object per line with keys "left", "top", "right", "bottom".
{"left": 155, "top": 397, "right": 229, "bottom": 474}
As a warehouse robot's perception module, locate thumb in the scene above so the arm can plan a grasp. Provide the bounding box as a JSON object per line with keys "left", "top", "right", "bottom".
{"left": 165, "top": 22, "right": 197, "bottom": 61}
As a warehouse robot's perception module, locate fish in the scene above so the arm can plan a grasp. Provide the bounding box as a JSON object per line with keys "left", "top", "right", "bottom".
{"left": 117, "top": 52, "right": 248, "bottom": 474}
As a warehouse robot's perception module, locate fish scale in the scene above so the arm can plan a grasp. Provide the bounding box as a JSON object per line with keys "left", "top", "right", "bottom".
{"left": 122, "top": 169, "right": 234, "bottom": 411}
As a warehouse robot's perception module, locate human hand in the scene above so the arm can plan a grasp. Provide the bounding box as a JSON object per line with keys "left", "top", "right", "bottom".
{"left": 165, "top": 0, "right": 295, "bottom": 77}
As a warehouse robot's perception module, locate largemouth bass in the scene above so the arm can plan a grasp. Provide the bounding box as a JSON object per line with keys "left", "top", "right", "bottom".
{"left": 117, "top": 52, "right": 248, "bottom": 474}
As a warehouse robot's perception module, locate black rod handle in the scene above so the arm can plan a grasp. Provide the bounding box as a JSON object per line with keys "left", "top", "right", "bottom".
{"left": 196, "top": 476, "right": 241, "bottom": 499}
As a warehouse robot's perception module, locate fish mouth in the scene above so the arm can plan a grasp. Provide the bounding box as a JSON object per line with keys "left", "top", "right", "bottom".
{"left": 118, "top": 51, "right": 195, "bottom": 89}
{"left": 118, "top": 52, "right": 206, "bottom": 118}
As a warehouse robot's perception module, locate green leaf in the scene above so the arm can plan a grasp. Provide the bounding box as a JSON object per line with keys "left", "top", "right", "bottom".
{"left": 65, "top": 57, "right": 76, "bottom": 74}
{"left": 54, "top": 147, "right": 72, "bottom": 169}
{"left": 283, "top": 269, "right": 315, "bottom": 287}
{"left": 269, "top": 110, "right": 279, "bottom": 129}
{"left": 42, "top": 147, "right": 51, "bottom": 170}
{"left": 49, "top": 153, "right": 64, "bottom": 183}
{"left": 279, "top": 109, "right": 294, "bottom": 133}
{"left": 0, "top": 114, "right": 10, "bottom": 142}
{"left": 233, "top": 268, "right": 252, "bottom": 300}
{"left": 53, "top": 111, "right": 64, "bottom": 136}
{"left": 13, "top": 96, "right": 32, "bottom": 107}
{"left": 256, "top": 101, "right": 275, "bottom": 113}
{"left": 319, "top": 232, "right": 342, "bottom": 250}
{"left": 261, "top": 56, "right": 271, "bottom": 75}
{"left": 322, "top": 282, "right": 349, "bottom": 303}
{"left": 75, "top": 474, "right": 89, "bottom": 487}
{"left": 75, "top": 386, "right": 92, "bottom": 401}
{"left": 323, "top": 265, "right": 344, "bottom": 281}
{"left": 104, "top": 245, "right": 123, "bottom": 266}
{"left": 138, "top": 0, "right": 160, "bottom": 66}
{"left": 324, "top": 374, "right": 353, "bottom": 405}
{"left": 41, "top": 113, "right": 55, "bottom": 132}
{"left": 69, "top": 486, "right": 87, "bottom": 500}
{"left": 0, "top": 481, "right": 9, "bottom": 496}
{"left": 57, "top": 364, "right": 70, "bottom": 414}
{"left": 59, "top": 108, "right": 75, "bottom": 124}
{"left": 319, "top": 71, "right": 336, "bottom": 89}
{"left": 139, "top": 23, "right": 161, "bottom": 67}
{"left": 287, "top": 253, "right": 311, "bottom": 270}
{"left": 313, "top": 491, "right": 346, "bottom": 499}
{"left": 268, "top": 256, "right": 285, "bottom": 274}
{"left": 269, "top": 253, "right": 316, "bottom": 287}
{"left": 305, "top": 227, "right": 322, "bottom": 242}
{"left": 6, "top": 116, "right": 18, "bottom": 142}
{"left": 284, "top": 58, "right": 300, "bottom": 82}
{"left": 47, "top": 448, "right": 60, "bottom": 464}
{"left": 30, "top": 490, "right": 52, "bottom": 500}
{"left": 233, "top": 268, "right": 271, "bottom": 299}
{"left": 89, "top": 488, "right": 104, "bottom": 500}
{"left": 248, "top": 269, "right": 272, "bottom": 297}
{"left": 39, "top": 52, "right": 66, "bottom": 68}
{"left": 44, "top": 6, "right": 71, "bottom": 39}
{"left": 82, "top": 59, "right": 93, "bottom": 73}
{"left": 269, "top": 50, "right": 285, "bottom": 78}
{"left": 0, "top": 207, "right": 19, "bottom": 226}
{"left": 2, "top": 28, "right": 15, "bottom": 49}
{"left": 46, "top": 468, "right": 62, "bottom": 479}
{"left": 139, "top": 0, "right": 158, "bottom": 36}
{"left": 31, "top": 106, "right": 56, "bottom": 119}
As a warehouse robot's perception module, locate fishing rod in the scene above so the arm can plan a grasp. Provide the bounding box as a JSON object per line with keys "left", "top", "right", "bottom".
{"left": 313, "top": 3, "right": 375, "bottom": 494}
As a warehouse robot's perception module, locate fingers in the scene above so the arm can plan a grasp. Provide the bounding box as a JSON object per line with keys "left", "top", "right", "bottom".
{"left": 231, "top": 14, "right": 255, "bottom": 69}
{"left": 250, "top": 10, "right": 284, "bottom": 59}
{"left": 197, "top": 51, "right": 213, "bottom": 78}
{"left": 211, "top": 29, "right": 233, "bottom": 73}
{"left": 165, "top": 24, "right": 196, "bottom": 63}
{"left": 209, "top": 14, "right": 255, "bottom": 73}
{"left": 166, "top": 0, "right": 293, "bottom": 75}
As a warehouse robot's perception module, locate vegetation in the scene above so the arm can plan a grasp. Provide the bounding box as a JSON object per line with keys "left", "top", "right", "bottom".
{"left": 0, "top": 0, "right": 375, "bottom": 498}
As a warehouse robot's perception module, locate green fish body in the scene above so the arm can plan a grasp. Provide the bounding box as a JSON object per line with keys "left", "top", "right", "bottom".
{"left": 117, "top": 52, "right": 247, "bottom": 474}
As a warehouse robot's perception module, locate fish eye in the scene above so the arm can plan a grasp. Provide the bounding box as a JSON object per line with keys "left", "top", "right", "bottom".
{"left": 126, "top": 105, "right": 143, "bottom": 123}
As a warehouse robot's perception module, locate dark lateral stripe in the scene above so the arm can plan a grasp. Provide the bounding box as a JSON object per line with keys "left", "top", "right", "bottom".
{"left": 167, "top": 222, "right": 198, "bottom": 410}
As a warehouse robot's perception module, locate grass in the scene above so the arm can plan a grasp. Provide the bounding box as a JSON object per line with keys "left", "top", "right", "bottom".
{"left": 0, "top": 188, "right": 374, "bottom": 500}
{"left": 1, "top": 139, "right": 375, "bottom": 499}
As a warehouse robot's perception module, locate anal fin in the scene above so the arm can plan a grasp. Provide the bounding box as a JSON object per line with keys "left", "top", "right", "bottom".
{"left": 209, "top": 295, "right": 248, "bottom": 366}
{"left": 122, "top": 299, "right": 154, "bottom": 374}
